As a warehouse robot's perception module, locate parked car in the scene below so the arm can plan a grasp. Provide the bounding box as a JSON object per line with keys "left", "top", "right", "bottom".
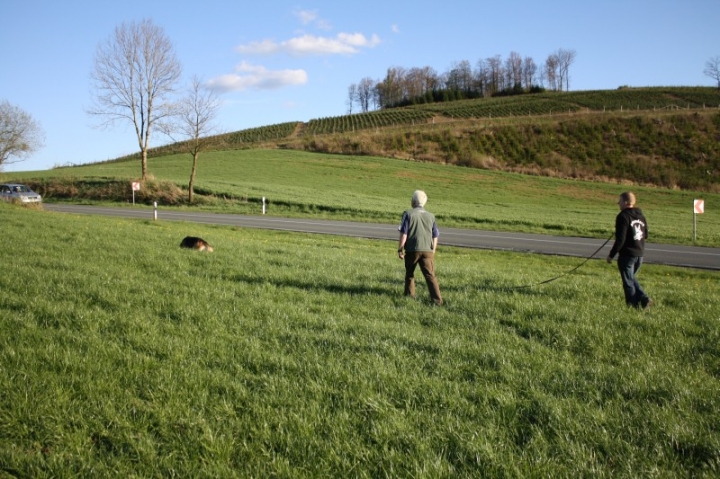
{"left": 0, "top": 183, "right": 42, "bottom": 203}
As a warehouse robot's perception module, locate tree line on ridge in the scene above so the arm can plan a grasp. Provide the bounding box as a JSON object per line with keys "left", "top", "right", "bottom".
{"left": 347, "top": 48, "right": 577, "bottom": 113}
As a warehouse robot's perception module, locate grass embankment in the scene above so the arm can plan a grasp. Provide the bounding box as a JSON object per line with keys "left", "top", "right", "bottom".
{"left": 1, "top": 201, "right": 718, "bottom": 476}
{"left": 9, "top": 150, "right": 720, "bottom": 247}
{"left": 292, "top": 110, "right": 720, "bottom": 191}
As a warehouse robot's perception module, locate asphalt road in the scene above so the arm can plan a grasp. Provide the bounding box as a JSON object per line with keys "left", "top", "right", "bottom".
{"left": 43, "top": 204, "right": 720, "bottom": 271}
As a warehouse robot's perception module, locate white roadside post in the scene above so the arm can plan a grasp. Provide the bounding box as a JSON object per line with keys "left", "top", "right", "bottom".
{"left": 262, "top": 196, "right": 266, "bottom": 215}
{"left": 154, "top": 201, "right": 158, "bottom": 221}
{"left": 693, "top": 199, "right": 704, "bottom": 242}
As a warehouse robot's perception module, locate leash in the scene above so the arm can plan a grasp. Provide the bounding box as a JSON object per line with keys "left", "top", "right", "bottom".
{"left": 512, "top": 234, "right": 614, "bottom": 290}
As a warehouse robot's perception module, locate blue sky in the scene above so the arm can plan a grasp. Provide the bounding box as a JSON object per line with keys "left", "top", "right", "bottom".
{"left": 2, "top": 0, "right": 719, "bottom": 172}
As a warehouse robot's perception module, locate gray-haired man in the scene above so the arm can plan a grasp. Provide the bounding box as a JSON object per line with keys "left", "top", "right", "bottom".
{"left": 397, "top": 190, "right": 443, "bottom": 305}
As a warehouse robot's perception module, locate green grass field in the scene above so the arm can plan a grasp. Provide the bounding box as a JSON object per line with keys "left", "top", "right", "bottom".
{"left": 9, "top": 149, "right": 720, "bottom": 246}
{"left": 1, "top": 201, "right": 718, "bottom": 477}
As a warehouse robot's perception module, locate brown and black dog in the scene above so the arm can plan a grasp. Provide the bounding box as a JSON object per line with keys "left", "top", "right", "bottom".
{"left": 180, "top": 236, "right": 214, "bottom": 252}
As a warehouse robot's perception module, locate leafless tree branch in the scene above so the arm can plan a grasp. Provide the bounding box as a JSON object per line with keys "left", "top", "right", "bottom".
{"left": 167, "top": 76, "right": 221, "bottom": 202}
{"left": 88, "top": 19, "right": 182, "bottom": 180}
{"left": 704, "top": 56, "right": 720, "bottom": 89}
{"left": 0, "top": 100, "right": 45, "bottom": 169}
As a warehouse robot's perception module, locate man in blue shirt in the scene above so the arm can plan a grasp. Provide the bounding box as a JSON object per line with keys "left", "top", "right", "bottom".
{"left": 397, "top": 190, "right": 443, "bottom": 305}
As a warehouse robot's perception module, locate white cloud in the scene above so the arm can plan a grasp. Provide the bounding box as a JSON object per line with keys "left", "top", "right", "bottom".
{"left": 207, "top": 62, "right": 308, "bottom": 92}
{"left": 284, "top": 34, "right": 357, "bottom": 55}
{"left": 294, "top": 9, "right": 331, "bottom": 30}
{"left": 391, "top": 24, "right": 400, "bottom": 34}
{"left": 214, "top": 10, "right": 379, "bottom": 94}
{"left": 294, "top": 9, "right": 317, "bottom": 25}
{"left": 237, "top": 32, "right": 381, "bottom": 57}
{"left": 236, "top": 39, "right": 280, "bottom": 55}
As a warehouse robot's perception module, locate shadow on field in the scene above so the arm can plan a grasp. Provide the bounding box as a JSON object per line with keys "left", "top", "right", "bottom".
{"left": 226, "top": 273, "right": 396, "bottom": 298}
{"left": 444, "top": 277, "right": 546, "bottom": 296}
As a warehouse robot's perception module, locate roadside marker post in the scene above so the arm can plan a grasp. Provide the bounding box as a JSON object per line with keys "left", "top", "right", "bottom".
{"left": 262, "top": 196, "right": 266, "bottom": 215}
{"left": 154, "top": 201, "right": 158, "bottom": 221}
{"left": 693, "top": 199, "right": 704, "bottom": 242}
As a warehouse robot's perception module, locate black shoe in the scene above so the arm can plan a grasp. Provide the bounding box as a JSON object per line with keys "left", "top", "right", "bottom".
{"left": 641, "top": 298, "right": 653, "bottom": 309}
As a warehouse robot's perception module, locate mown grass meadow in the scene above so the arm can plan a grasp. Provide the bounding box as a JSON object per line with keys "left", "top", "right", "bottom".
{"left": 1, "top": 201, "right": 718, "bottom": 477}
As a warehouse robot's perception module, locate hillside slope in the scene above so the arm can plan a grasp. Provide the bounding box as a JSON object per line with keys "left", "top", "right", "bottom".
{"left": 105, "top": 87, "right": 720, "bottom": 191}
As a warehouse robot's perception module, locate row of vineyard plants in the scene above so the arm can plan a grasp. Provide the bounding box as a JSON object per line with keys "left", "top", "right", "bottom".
{"left": 293, "top": 110, "right": 720, "bottom": 191}
{"left": 221, "top": 122, "right": 299, "bottom": 146}
{"left": 101, "top": 123, "right": 300, "bottom": 164}
{"left": 408, "top": 87, "right": 720, "bottom": 119}
{"left": 299, "top": 88, "right": 720, "bottom": 131}
{"left": 303, "top": 110, "right": 435, "bottom": 135}
{"left": 411, "top": 96, "right": 583, "bottom": 119}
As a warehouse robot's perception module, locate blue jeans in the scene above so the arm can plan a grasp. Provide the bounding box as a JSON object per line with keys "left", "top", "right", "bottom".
{"left": 617, "top": 255, "right": 649, "bottom": 307}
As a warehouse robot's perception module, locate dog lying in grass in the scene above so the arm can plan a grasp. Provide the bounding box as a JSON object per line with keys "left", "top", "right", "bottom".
{"left": 180, "top": 236, "right": 214, "bottom": 252}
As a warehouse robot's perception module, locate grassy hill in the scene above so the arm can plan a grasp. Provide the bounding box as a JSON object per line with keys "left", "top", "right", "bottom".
{"left": 101, "top": 86, "right": 720, "bottom": 192}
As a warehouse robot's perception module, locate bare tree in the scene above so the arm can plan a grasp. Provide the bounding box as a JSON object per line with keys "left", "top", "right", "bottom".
{"left": 556, "top": 48, "right": 577, "bottom": 91}
{"left": 544, "top": 53, "right": 560, "bottom": 91}
{"left": 172, "top": 76, "right": 221, "bottom": 203}
{"left": 505, "top": 52, "right": 523, "bottom": 89}
{"left": 522, "top": 56, "right": 537, "bottom": 90}
{"left": 704, "top": 56, "right": 720, "bottom": 89}
{"left": 419, "top": 66, "right": 440, "bottom": 95}
{"left": 455, "top": 60, "right": 474, "bottom": 94}
{"left": 376, "top": 67, "right": 406, "bottom": 108}
{"left": 537, "top": 66, "right": 547, "bottom": 89}
{"left": 371, "top": 83, "right": 382, "bottom": 111}
{"left": 405, "top": 67, "right": 426, "bottom": 101}
{"left": 347, "top": 83, "right": 357, "bottom": 114}
{"left": 357, "top": 77, "right": 375, "bottom": 112}
{"left": 0, "top": 100, "right": 45, "bottom": 169}
{"left": 474, "top": 59, "right": 489, "bottom": 97}
{"left": 89, "top": 19, "right": 182, "bottom": 181}
{"left": 486, "top": 55, "right": 504, "bottom": 95}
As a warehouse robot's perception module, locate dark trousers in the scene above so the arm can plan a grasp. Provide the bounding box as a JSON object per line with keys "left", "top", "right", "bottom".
{"left": 617, "top": 255, "right": 649, "bottom": 307}
{"left": 404, "top": 251, "right": 443, "bottom": 305}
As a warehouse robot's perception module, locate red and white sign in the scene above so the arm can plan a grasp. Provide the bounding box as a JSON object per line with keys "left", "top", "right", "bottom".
{"left": 694, "top": 199, "right": 704, "bottom": 214}
{"left": 132, "top": 182, "right": 141, "bottom": 191}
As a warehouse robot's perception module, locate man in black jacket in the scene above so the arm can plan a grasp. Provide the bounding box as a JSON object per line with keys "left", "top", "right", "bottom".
{"left": 606, "top": 192, "right": 652, "bottom": 309}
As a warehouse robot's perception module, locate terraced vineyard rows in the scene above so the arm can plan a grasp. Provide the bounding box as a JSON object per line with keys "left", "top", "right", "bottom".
{"left": 303, "top": 109, "right": 435, "bottom": 135}
{"left": 202, "top": 88, "right": 720, "bottom": 143}
{"left": 120, "top": 87, "right": 718, "bottom": 163}
{"left": 409, "top": 88, "right": 720, "bottom": 119}
{"left": 559, "top": 88, "right": 720, "bottom": 111}
{"left": 411, "top": 95, "right": 583, "bottom": 118}
{"left": 223, "top": 122, "right": 299, "bottom": 144}
{"left": 299, "top": 88, "right": 720, "bottom": 135}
